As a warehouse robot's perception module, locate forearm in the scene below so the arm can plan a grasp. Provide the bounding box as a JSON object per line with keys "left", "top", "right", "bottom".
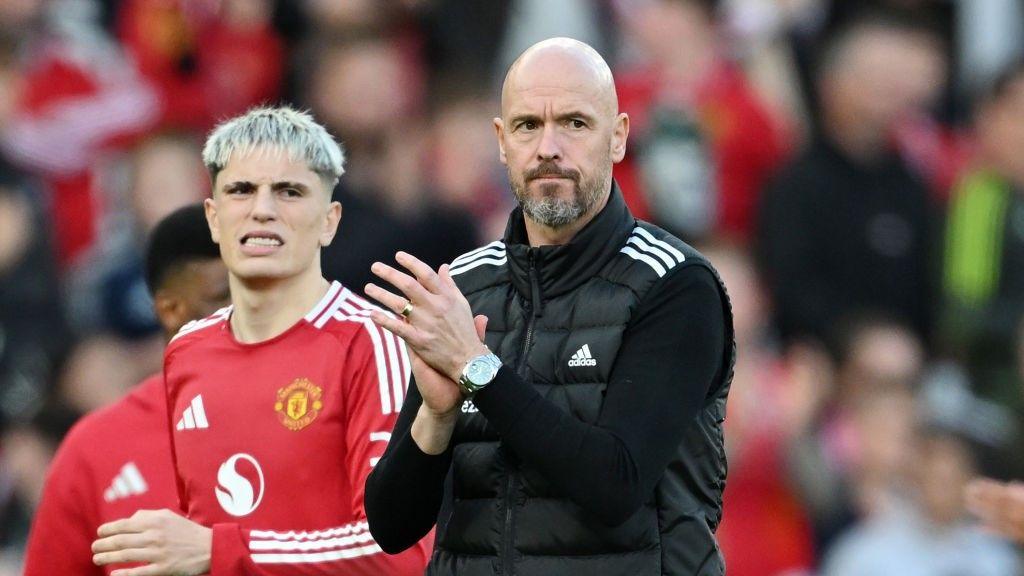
{"left": 472, "top": 370, "right": 650, "bottom": 524}
{"left": 411, "top": 403, "right": 458, "bottom": 455}
{"left": 365, "top": 390, "right": 452, "bottom": 553}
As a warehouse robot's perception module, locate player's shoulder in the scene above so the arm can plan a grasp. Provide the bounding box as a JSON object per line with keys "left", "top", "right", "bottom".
{"left": 448, "top": 239, "right": 508, "bottom": 293}
{"left": 614, "top": 221, "right": 694, "bottom": 279}
{"left": 121, "top": 373, "right": 167, "bottom": 414}
{"left": 305, "top": 282, "right": 387, "bottom": 339}
{"left": 55, "top": 378, "right": 159, "bottom": 464}
{"left": 167, "top": 305, "right": 232, "bottom": 351}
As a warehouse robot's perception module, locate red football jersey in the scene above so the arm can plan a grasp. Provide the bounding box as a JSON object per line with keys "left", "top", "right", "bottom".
{"left": 24, "top": 374, "right": 179, "bottom": 576}
{"left": 165, "top": 281, "right": 430, "bottom": 575}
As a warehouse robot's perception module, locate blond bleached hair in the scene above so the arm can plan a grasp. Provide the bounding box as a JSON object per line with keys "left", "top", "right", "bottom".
{"left": 202, "top": 106, "right": 345, "bottom": 189}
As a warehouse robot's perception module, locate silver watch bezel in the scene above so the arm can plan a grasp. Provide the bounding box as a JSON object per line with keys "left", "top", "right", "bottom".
{"left": 458, "top": 352, "right": 502, "bottom": 396}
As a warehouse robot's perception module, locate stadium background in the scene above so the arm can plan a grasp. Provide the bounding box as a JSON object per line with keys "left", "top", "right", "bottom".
{"left": 1, "top": 0, "right": 1024, "bottom": 573}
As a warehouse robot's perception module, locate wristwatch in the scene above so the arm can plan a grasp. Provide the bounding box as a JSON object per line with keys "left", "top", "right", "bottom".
{"left": 458, "top": 351, "right": 503, "bottom": 396}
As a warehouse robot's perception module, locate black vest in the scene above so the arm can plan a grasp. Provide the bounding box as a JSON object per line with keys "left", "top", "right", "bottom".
{"left": 431, "top": 185, "right": 735, "bottom": 576}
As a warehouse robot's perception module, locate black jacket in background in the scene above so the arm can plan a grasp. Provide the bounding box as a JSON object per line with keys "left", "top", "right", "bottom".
{"left": 321, "top": 185, "right": 480, "bottom": 294}
{"left": 755, "top": 135, "right": 936, "bottom": 345}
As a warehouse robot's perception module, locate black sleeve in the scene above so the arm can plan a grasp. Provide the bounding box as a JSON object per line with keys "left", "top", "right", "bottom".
{"left": 364, "top": 382, "right": 453, "bottom": 553}
{"left": 472, "top": 265, "right": 727, "bottom": 526}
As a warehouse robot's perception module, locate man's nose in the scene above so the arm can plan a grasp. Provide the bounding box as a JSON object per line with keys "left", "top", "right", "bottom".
{"left": 251, "top": 186, "right": 277, "bottom": 221}
{"left": 536, "top": 124, "right": 563, "bottom": 161}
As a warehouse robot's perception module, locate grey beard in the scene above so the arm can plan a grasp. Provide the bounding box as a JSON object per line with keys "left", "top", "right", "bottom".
{"left": 519, "top": 194, "right": 585, "bottom": 228}
{"left": 513, "top": 175, "right": 607, "bottom": 229}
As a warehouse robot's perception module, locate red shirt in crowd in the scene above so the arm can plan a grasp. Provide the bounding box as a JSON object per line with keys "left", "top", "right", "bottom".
{"left": 615, "top": 60, "right": 789, "bottom": 243}
{"left": 164, "top": 281, "right": 430, "bottom": 575}
{"left": 23, "top": 374, "right": 179, "bottom": 576}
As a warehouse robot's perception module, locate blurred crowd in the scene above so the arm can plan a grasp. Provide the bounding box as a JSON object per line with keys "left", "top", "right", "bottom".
{"left": 1, "top": 0, "right": 1023, "bottom": 573}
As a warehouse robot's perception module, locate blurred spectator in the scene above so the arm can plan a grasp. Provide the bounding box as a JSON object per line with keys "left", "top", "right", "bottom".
{"left": 785, "top": 315, "right": 923, "bottom": 553}
{"left": 426, "top": 86, "right": 510, "bottom": 239}
{"left": 723, "top": 0, "right": 813, "bottom": 138}
{"left": 55, "top": 334, "right": 161, "bottom": 415}
{"left": 957, "top": 0, "right": 1024, "bottom": 103}
{"left": 756, "top": 14, "right": 941, "bottom": 346}
{"left": 963, "top": 311, "right": 1024, "bottom": 545}
{"left": 117, "top": 0, "right": 285, "bottom": 131}
{"left": 303, "top": 0, "right": 406, "bottom": 36}
{"left": 417, "top": 1, "right": 513, "bottom": 82}
{"left": 0, "top": 397, "right": 76, "bottom": 573}
{"left": 496, "top": 0, "right": 611, "bottom": 76}
{"left": 1, "top": 0, "right": 160, "bottom": 267}
{"left": 822, "top": 397, "right": 1019, "bottom": 576}
{"left": 942, "top": 61, "right": 1024, "bottom": 406}
{"left": 615, "top": 0, "right": 790, "bottom": 243}
{"left": 65, "top": 133, "right": 205, "bottom": 339}
{"left": 711, "top": 243, "right": 815, "bottom": 576}
{"left": 0, "top": 0, "right": 45, "bottom": 44}
{"left": 128, "top": 132, "right": 207, "bottom": 230}
{"left": 306, "top": 36, "right": 478, "bottom": 291}
{"left": 0, "top": 171, "right": 69, "bottom": 428}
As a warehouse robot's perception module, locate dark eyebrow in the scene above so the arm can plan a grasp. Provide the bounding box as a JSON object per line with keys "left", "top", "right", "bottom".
{"left": 223, "top": 181, "right": 255, "bottom": 194}
{"left": 508, "top": 113, "right": 542, "bottom": 127}
{"left": 507, "top": 111, "right": 598, "bottom": 127}
{"left": 271, "top": 181, "right": 311, "bottom": 193}
{"left": 556, "top": 111, "right": 597, "bottom": 125}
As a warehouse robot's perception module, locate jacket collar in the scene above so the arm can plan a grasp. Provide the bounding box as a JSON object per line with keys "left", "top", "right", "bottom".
{"left": 503, "top": 180, "right": 636, "bottom": 305}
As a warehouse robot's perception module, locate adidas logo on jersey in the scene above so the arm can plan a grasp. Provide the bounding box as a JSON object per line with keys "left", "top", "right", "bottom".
{"left": 568, "top": 344, "right": 597, "bottom": 367}
{"left": 103, "top": 462, "right": 148, "bottom": 502}
{"left": 176, "top": 394, "right": 209, "bottom": 430}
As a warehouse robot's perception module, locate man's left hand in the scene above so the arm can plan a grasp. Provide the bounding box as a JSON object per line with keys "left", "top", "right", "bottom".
{"left": 92, "top": 509, "right": 211, "bottom": 576}
{"left": 366, "top": 251, "right": 488, "bottom": 382}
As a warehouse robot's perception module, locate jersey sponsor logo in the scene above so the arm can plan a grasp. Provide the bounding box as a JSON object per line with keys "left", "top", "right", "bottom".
{"left": 568, "top": 344, "right": 597, "bottom": 367}
{"left": 215, "top": 453, "right": 265, "bottom": 517}
{"left": 274, "top": 378, "right": 323, "bottom": 431}
{"left": 103, "top": 462, "right": 149, "bottom": 502}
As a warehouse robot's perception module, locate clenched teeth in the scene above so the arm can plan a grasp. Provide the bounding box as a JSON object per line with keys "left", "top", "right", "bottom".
{"left": 243, "top": 237, "right": 282, "bottom": 246}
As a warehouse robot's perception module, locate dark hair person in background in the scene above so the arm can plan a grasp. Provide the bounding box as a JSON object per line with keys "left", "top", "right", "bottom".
{"left": 23, "top": 204, "right": 228, "bottom": 575}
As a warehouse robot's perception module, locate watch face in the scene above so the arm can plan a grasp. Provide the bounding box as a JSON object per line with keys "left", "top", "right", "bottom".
{"left": 468, "top": 359, "right": 492, "bottom": 386}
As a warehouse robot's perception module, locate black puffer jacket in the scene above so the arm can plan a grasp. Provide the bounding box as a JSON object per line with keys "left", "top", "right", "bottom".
{"left": 425, "top": 183, "right": 735, "bottom": 576}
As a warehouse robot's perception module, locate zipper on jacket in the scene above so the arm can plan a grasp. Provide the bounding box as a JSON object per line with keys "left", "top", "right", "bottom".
{"left": 516, "top": 250, "right": 542, "bottom": 377}
{"left": 504, "top": 249, "right": 542, "bottom": 574}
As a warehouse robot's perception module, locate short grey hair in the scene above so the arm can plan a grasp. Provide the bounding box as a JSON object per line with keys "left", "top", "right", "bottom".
{"left": 202, "top": 106, "right": 345, "bottom": 189}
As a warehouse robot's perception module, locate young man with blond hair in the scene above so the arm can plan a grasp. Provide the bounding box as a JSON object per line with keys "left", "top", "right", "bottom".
{"left": 92, "top": 107, "right": 430, "bottom": 575}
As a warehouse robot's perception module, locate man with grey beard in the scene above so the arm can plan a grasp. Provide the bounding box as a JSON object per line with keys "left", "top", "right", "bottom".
{"left": 364, "top": 37, "right": 735, "bottom": 576}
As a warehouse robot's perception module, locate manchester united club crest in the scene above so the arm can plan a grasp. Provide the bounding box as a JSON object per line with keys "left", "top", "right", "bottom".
{"left": 274, "top": 379, "right": 323, "bottom": 431}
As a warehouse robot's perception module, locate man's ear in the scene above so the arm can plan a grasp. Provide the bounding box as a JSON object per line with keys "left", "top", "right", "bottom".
{"left": 153, "top": 290, "right": 186, "bottom": 336}
{"left": 493, "top": 117, "right": 508, "bottom": 165}
{"left": 321, "top": 201, "right": 342, "bottom": 247}
{"left": 610, "top": 112, "right": 629, "bottom": 163}
{"left": 204, "top": 197, "right": 220, "bottom": 244}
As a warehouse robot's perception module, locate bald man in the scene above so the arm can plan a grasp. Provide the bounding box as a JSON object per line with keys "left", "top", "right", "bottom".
{"left": 365, "top": 38, "right": 735, "bottom": 575}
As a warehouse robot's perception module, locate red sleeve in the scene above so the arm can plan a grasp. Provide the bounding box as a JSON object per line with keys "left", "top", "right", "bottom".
{"left": 163, "top": 346, "right": 189, "bottom": 514}
{"left": 208, "top": 323, "right": 431, "bottom": 575}
{"left": 23, "top": 429, "right": 105, "bottom": 576}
